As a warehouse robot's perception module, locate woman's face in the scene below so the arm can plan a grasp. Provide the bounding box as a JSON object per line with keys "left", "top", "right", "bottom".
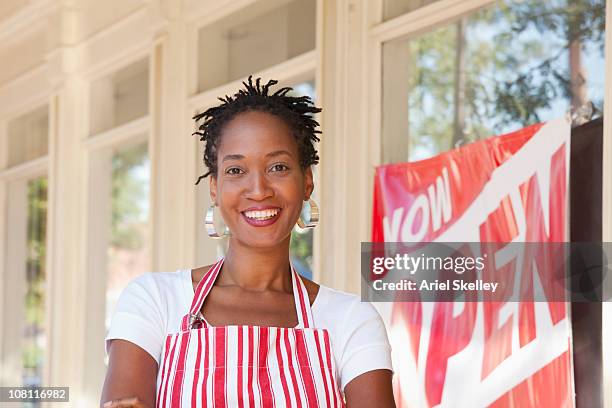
{"left": 210, "top": 110, "right": 313, "bottom": 248}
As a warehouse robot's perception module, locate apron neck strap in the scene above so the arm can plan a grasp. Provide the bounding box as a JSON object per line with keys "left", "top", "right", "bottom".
{"left": 291, "top": 263, "right": 314, "bottom": 328}
{"left": 182, "top": 257, "right": 314, "bottom": 331}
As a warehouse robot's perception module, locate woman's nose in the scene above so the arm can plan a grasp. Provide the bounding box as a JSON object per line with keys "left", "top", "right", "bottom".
{"left": 244, "top": 171, "right": 273, "bottom": 200}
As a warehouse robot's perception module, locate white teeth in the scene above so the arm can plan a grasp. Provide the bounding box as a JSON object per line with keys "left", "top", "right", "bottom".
{"left": 244, "top": 209, "right": 280, "bottom": 220}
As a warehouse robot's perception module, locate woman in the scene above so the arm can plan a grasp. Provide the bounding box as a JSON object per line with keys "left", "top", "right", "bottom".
{"left": 101, "top": 77, "right": 395, "bottom": 407}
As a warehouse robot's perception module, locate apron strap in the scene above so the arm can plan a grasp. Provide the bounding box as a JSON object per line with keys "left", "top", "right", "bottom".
{"left": 181, "top": 258, "right": 314, "bottom": 330}
{"left": 291, "top": 263, "right": 314, "bottom": 328}
{"left": 181, "top": 257, "right": 224, "bottom": 331}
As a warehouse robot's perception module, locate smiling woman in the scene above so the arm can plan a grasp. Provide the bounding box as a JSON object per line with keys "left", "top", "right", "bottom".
{"left": 100, "top": 77, "right": 395, "bottom": 408}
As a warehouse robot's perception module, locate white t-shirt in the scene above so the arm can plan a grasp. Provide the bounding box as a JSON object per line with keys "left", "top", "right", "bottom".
{"left": 105, "top": 269, "right": 393, "bottom": 391}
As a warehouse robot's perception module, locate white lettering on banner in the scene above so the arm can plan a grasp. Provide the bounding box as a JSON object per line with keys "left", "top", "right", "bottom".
{"left": 383, "top": 207, "right": 403, "bottom": 243}
{"left": 401, "top": 195, "right": 429, "bottom": 242}
{"left": 428, "top": 167, "right": 452, "bottom": 232}
{"left": 383, "top": 167, "right": 453, "bottom": 242}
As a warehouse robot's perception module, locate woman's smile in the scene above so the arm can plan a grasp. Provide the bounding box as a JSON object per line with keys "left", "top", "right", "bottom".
{"left": 241, "top": 206, "right": 282, "bottom": 226}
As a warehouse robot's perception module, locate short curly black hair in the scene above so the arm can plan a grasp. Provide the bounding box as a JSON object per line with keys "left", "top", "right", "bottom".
{"left": 193, "top": 76, "right": 322, "bottom": 184}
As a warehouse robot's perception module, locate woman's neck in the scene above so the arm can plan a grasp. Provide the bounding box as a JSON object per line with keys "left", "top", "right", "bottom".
{"left": 218, "top": 238, "right": 293, "bottom": 293}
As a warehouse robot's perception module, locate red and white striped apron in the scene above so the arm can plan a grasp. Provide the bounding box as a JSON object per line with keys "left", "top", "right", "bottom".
{"left": 156, "top": 257, "right": 346, "bottom": 407}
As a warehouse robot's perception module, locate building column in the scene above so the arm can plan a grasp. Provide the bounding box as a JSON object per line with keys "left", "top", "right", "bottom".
{"left": 317, "top": 0, "right": 375, "bottom": 294}
{"left": 150, "top": 1, "right": 202, "bottom": 272}
{"left": 46, "top": 76, "right": 90, "bottom": 405}
{"left": 45, "top": 5, "right": 91, "bottom": 405}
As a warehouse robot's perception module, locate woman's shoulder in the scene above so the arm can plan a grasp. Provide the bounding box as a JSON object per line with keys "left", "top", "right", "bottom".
{"left": 120, "top": 269, "right": 191, "bottom": 304}
{"left": 106, "top": 269, "right": 191, "bottom": 364}
{"left": 129, "top": 268, "right": 188, "bottom": 287}
{"left": 316, "top": 284, "right": 359, "bottom": 305}
{"left": 314, "top": 283, "right": 383, "bottom": 326}
{"left": 298, "top": 275, "right": 361, "bottom": 309}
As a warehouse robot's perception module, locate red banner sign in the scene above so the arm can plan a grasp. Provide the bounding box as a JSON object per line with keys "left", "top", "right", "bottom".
{"left": 371, "top": 119, "right": 573, "bottom": 407}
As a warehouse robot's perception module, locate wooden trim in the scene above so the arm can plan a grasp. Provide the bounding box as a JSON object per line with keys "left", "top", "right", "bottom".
{"left": 0, "top": 120, "right": 6, "bottom": 382}
{"left": 0, "top": 0, "right": 56, "bottom": 45}
{"left": 370, "top": 0, "right": 493, "bottom": 43}
{"left": 43, "top": 94, "right": 58, "bottom": 388}
{"left": 149, "top": 41, "right": 163, "bottom": 272}
{"left": 0, "top": 95, "right": 50, "bottom": 124}
{"left": 0, "top": 156, "right": 48, "bottom": 182}
{"left": 79, "top": 44, "right": 151, "bottom": 82}
{"left": 0, "top": 66, "right": 50, "bottom": 121}
{"left": 84, "top": 116, "right": 150, "bottom": 151}
{"left": 187, "top": 50, "right": 316, "bottom": 110}
{"left": 42, "top": 7, "right": 159, "bottom": 82}
{"left": 366, "top": 0, "right": 383, "bottom": 243}
{"left": 312, "top": 0, "right": 325, "bottom": 283}
{"left": 602, "top": 0, "right": 612, "bottom": 404}
{"left": 0, "top": 119, "right": 7, "bottom": 170}
{"left": 79, "top": 5, "right": 154, "bottom": 49}
{"left": 186, "top": 0, "right": 272, "bottom": 27}
{"left": 186, "top": 23, "right": 198, "bottom": 96}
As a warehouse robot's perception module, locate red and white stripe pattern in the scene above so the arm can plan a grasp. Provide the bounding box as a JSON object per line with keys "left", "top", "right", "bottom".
{"left": 156, "top": 258, "right": 345, "bottom": 407}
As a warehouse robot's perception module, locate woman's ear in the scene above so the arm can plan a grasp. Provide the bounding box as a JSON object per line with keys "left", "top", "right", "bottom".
{"left": 209, "top": 175, "right": 218, "bottom": 205}
{"left": 304, "top": 166, "right": 314, "bottom": 200}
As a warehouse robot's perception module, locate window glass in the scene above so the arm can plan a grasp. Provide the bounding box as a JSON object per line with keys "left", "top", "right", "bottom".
{"left": 89, "top": 59, "right": 149, "bottom": 135}
{"left": 7, "top": 105, "right": 49, "bottom": 168}
{"left": 288, "top": 80, "right": 316, "bottom": 279}
{"left": 105, "top": 141, "right": 151, "bottom": 331}
{"left": 23, "top": 177, "right": 47, "bottom": 391}
{"left": 382, "top": 0, "right": 605, "bottom": 163}
{"left": 197, "top": 0, "right": 315, "bottom": 93}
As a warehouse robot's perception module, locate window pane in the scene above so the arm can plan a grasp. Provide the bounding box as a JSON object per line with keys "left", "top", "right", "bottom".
{"left": 105, "top": 141, "right": 150, "bottom": 331}
{"left": 90, "top": 59, "right": 149, "bottom": 135}
{"left": 288, "top": 80, "right": 316, "bottom": 279}
{"left": 7, "top": 105, "right": 49, "bottom": 168}
{"left": 23, "top": 177, "right": 47, "bottom": 390}
{"left": 382, "top": 0, "right": 606, "bottom": 163}
{"left": 383, "top": 0, "right": 441, "bottom": 21}
{"left": 290, "top": 228, "right": 314, "bottom": 279}
{"left": 197, "top": 0, "right": 315, "bottom": 93}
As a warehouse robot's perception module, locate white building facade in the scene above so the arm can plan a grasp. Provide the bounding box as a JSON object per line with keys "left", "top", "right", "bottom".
{"left": 1, "top": 0, "right": 611, "bottom": 406}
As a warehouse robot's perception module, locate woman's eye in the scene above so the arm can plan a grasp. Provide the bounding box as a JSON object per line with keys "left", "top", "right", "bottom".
{"left": 270, "top": 164, "right": 289, "bottom": 172}
{"left": 225, "top": 167, "right": 244, "bottom": 175}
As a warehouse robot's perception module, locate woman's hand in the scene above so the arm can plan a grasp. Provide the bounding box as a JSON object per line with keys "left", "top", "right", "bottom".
{"left": 102, "top": 397, "right": 151, "bottom": 408}
{"left": 100, "top": 339, "right": 158, "bottom": 408}
{"left": 344, "top": 369, "right": 396, "bottom": 408}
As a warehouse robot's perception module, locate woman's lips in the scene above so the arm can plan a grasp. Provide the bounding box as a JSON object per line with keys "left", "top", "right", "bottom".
{"left": 241, "top": 208, "right": 281, "bottom": 227}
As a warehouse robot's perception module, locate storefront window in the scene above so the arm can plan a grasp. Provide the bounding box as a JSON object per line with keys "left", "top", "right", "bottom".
{"left": 382, "top": 0, "right": 606, "bottom": 163}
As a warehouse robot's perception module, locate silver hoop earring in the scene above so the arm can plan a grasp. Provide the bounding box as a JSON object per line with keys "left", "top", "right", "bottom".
{"left": 297, "top": 198, "right": 319, "bottom": 229}
{"left": 205, "top": 204, "right": 230, "bottom": 238}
